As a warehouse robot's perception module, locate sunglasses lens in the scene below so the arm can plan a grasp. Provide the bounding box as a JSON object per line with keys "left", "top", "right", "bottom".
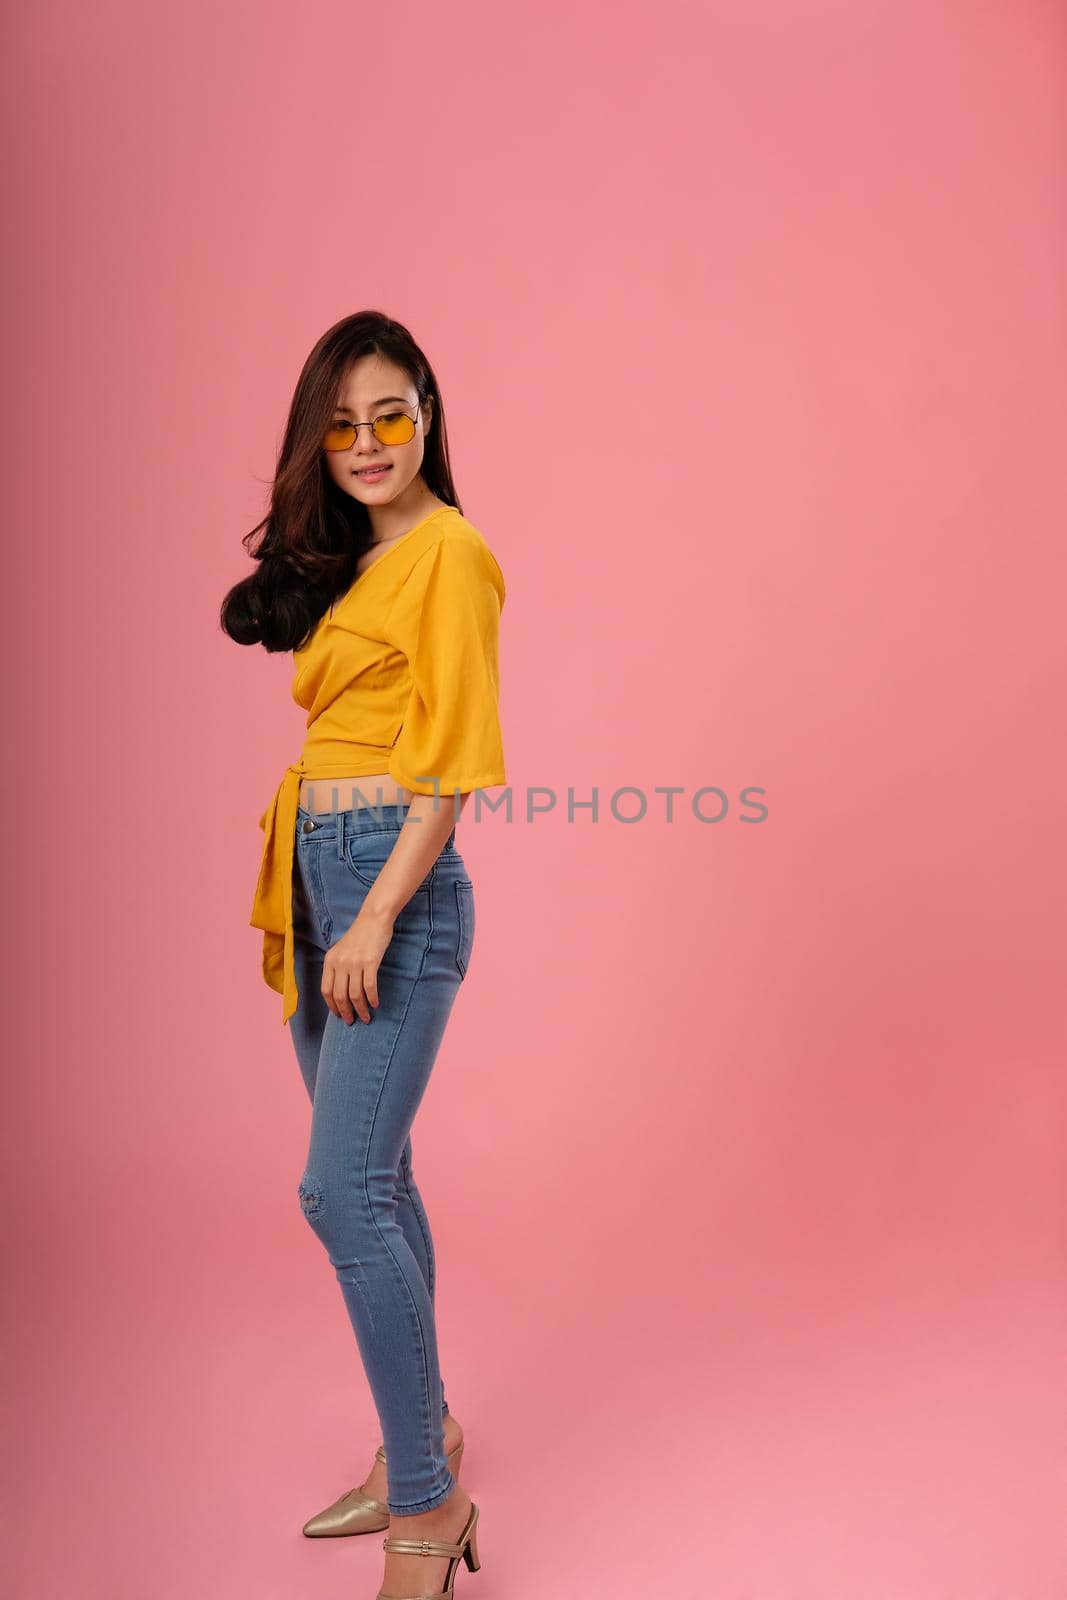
{"left": 322, "top": 413, "right": 417, "bottom": 450}
{"left": 373, "top": 413, "right": 416, "bottom": 445}
{"left": 323, "top": 423, "right": 356, "bottom": 451}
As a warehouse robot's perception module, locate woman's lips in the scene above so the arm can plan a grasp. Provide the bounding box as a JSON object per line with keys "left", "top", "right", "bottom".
{"left": 355, "top": 464, "right": 392, "bottom": 481}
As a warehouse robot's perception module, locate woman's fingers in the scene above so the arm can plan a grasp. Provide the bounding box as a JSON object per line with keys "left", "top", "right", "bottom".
{"left": 347, "top": 968, "right": 371, "bottom": 1025}
{"left": 320, "top": 958, "right": 339, "bottom": 1018}
{"left": 321, "top": 957, "right": 379, "bottom": 1024}
{"left": 363, "top": 966, "right": 380, "bottom": 1013}
{"left": 319, "top": 909, "right": 395, "bottom": 1024}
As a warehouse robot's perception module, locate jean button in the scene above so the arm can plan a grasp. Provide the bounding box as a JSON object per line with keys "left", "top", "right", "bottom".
{"left": 301, "top": 818, "right": 316, "bottom": 833}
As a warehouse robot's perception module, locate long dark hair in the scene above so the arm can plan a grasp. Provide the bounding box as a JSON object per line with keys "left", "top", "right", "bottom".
{"left": 219, "top": 310, "right": 461, "bottom": 654}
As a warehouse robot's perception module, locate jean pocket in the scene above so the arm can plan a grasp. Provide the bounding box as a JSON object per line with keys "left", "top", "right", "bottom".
{"left": 454, "top": 881, "right": 475, "bottom": 978}
{"left": 342, "top": 830, "right": 434, "bottom": 893}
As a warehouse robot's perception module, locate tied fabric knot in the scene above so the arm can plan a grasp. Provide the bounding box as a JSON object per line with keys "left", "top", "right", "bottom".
{"left": 249, "top": 759, "right": 308, "bottom": 1025}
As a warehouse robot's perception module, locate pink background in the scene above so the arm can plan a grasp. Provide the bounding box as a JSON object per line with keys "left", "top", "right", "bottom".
{"left": 6, "top": 2, "right": 1065, "bottom": 1596}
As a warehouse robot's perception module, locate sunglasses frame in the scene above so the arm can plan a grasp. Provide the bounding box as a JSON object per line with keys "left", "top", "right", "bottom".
{"left": 322, "top": 401, "right": 423, "bottom": 452}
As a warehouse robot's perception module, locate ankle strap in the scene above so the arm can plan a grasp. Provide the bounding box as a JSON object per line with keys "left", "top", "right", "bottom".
{"left": 383, "top": 1535, "right": 466, "bottom": 1557}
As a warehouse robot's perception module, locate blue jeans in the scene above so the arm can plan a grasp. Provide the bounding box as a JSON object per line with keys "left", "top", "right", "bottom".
{"left": 287, "top": 799, "right": 475, "bottom": 1515}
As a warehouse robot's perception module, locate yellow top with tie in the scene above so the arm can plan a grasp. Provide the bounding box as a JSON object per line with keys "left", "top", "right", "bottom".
{"left": 249, "top": 505, "right": 507, "bottom": 1024}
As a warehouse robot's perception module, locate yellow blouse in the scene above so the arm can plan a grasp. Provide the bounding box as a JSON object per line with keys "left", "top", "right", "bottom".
{"left": 249, "top": 504, "right": 507, "bottom": 1024}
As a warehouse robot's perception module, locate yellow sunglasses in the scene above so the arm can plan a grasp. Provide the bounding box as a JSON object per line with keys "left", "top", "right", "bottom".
{"left": 322, "top": 402, "right": 421, "bottom": 452}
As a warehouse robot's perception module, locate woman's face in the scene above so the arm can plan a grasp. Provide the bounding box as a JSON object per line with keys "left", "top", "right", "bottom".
{"left": 322, "top": 354, "right": 434, "bottom": 512}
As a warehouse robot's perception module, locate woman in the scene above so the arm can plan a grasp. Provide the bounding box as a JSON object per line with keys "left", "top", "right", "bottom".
{"left": 220, "top": 310, "right": 506, "bottom": 1599}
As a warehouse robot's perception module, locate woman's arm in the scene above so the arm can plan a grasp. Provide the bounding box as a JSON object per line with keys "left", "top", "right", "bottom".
{"left": 321, "top": 531, "right": 505, "bottom": 1025}
{"left": 321, "top": 791, "right": 471, "bottom": 1025}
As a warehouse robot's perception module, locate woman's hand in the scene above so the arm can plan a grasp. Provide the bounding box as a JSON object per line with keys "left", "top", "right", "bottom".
{"left": 322, "top": 902, "right": 396, "bottom": 1024}
{"left": 321, "top": 791, "right": 471, "bottom": 1023}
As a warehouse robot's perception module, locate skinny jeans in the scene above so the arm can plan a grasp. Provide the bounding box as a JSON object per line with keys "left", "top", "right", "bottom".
{"left": 287, "top": 798, "right": 475, "bottom": 1515}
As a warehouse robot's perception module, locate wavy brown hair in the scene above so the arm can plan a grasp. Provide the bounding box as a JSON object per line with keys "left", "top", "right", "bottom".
{"left": 219, "top": 310, "right": 461, "bottom": 654}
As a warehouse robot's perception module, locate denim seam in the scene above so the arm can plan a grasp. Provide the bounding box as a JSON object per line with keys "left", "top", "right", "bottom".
{"left": 299, "top": 839, "right": 333, "bottom": 947}
{"left": 398, "top": 1150, "right": 448, "bottom": 1420}
{"left": 453, "top": 880, "right": 474, "bottom": 979}
{"left": 399, "top": 1153, "right": 436, "bottom": 1301}
{"left": 361, "top": 899, "right": 446, "bottom": 1512}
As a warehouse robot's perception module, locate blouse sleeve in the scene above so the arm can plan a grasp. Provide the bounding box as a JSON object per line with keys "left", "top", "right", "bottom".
{"left": 383, "top": 533, "right": 507, "bottom": 796}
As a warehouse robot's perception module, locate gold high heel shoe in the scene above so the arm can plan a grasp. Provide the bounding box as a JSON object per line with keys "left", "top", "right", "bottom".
{"left": 376, "top": 1498, "right": 481, "bottom": 1599}
{"left": 301, "top": 1439, "right": 465, "bottom": 1538}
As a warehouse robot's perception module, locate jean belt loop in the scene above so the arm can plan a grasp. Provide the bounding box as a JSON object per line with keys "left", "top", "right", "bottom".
{"left": 337, "top": 803, "right": 345, "bottom": 861}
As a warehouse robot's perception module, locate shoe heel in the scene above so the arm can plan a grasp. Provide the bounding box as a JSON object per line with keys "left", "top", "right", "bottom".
{"left": 463, "top": 1520, "right": 480, "bottom": 1572}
